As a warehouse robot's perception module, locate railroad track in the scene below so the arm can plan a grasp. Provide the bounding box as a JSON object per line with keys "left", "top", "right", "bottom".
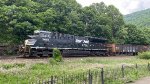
{"left": 0, "top": 56, "right": 22, "bottom": 59}
{"left": 0, "top": 55, "right": 53, "bottom": 60}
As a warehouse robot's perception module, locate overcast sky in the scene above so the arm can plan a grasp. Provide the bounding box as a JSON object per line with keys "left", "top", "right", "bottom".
{"left": 76, "top": 0, "right": 150, "bottom": 15}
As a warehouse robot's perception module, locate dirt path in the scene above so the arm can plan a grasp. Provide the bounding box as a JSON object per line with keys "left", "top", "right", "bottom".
{"left": 128, "top": 77, "right": 150, "bottom": 84}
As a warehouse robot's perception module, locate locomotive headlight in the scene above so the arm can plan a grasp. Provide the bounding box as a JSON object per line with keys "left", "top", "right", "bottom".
{"left": 25, "top": 39, "right": 37, "bottom": 45}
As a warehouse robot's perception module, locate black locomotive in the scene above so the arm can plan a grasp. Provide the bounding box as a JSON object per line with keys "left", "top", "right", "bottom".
{"left": 22, "top": 30, "right": 108, "bottom": 57}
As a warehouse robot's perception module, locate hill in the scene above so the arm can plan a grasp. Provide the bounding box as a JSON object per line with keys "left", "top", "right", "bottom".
{"left": 124, "top": 8, "right": 150, "bottom": 28}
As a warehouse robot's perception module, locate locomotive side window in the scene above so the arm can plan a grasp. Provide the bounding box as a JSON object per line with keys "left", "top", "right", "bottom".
{"left": 34, "top": 33, "right": 39, "bottom": 35}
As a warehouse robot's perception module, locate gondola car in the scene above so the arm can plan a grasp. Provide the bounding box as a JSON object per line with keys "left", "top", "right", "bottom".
{"left": 22, "top": 30, "right": 108, "bottom": 57}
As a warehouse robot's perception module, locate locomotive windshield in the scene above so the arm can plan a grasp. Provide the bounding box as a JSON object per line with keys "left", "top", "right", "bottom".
{"left": 25, "top": 39, "right": 37, "bottom": 45}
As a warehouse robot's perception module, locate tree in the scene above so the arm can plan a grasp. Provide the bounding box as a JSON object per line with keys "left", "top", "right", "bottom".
{"left": 125, "top": 24, "right": 150, "bottom": 44}
{"left": 2, "top": 0, "right": 147, "bottom": 45}
{"left": 107, "top": 5, "right": 124, "bottom": 43}
{"left": 80, "top": 2, "right": 125, "bottom": 43}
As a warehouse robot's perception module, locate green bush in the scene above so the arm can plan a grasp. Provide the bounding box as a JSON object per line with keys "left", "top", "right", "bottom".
{"left": 138, "top": 51, "right": 150, "bottom": 59}
{"left": 52, "top": 48, "right": 63, "bottom": 62}
{"left": 49, "top": 58, "right": 58, "bottom": 66}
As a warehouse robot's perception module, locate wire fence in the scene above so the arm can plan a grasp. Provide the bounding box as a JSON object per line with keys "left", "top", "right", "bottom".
{"left": 32, "top": 63, "right": 150, "bottom": 84}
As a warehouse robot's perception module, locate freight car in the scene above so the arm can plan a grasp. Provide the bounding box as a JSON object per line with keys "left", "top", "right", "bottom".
{"left": 107, "top": 44, "right": 150, "bottom": 56}
{"left": 21, "top": 30, "right": 108, "bottom": 57}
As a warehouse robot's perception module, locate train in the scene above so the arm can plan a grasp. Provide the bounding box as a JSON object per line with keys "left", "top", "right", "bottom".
{"left": 19, "top": 30, "right": 150, "bottom": 57}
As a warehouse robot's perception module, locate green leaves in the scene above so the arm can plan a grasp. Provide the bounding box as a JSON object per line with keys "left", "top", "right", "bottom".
{"left": 52, "top": 48, "right": 63, "bottom": 62}
{"left": 138, "top": 51, "right": 150, "bottom": 59}
{"left": 123, "top": 24, "right": 150, "bottom": 45}
{"left": 1, "top": 0, "right": 148, "bottom": 45}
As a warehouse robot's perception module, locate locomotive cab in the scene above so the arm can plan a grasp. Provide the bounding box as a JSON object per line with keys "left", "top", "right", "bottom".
{"left": 23, "top": 39, "right": 37, "bottom": 57}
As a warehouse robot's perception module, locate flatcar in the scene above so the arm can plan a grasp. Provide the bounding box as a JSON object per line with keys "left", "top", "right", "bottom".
{"left": 21, "top": 30, "right": 108, "bottom": 57}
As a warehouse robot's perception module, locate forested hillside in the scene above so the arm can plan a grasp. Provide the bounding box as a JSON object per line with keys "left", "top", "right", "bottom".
{"left": 0, "top": 0, "right": 150, "bottom": 45}
{"left": 124, "top": 8, "right": 150, "bottom": 28}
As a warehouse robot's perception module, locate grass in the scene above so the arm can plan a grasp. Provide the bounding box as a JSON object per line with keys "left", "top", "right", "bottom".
{"left": 103, "top": 64, "right": 150, "bottom": 84}
{"left": 0, "top": 56, "right": 150, "bottom": 83}
{"left": 1, "top": 63, "right": 25, "bottom": 70}
{"left": 138, "top": 51, "right": 150, "bottom": 59}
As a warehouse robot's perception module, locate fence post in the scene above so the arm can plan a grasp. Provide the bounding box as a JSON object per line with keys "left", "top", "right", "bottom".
{"left": 38, "top": 80, "right": 40, "bottom": 84}
{"left": 51, "top": 76, "right": 54, "bottom": 84}
{"left": 121, "top": 65, "right": 124, "bottom": 78}
{"left": 101, "top": 68, "right": 104, "bottom": 84}
{"left": 136, "top": 63, "right": 138, "bottom": 69}
{"left": 88, "top": 70, "right": 92, "bottom": 84}
{"left": 148, "top": 63, "right": 150, "bottom": 71}
{"left": 48, "top": 79, "right": 51, "bottom": 84}
{"left": 83, "top": 72, "right": 86, "bottom": 84}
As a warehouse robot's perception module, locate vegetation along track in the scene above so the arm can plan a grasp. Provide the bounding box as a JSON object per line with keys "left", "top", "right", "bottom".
{"left": 0, "top": 55, "right": 131, "bottom": 60}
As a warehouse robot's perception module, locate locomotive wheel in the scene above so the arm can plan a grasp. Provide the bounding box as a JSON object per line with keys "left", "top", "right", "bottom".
{"left": 23, "top": 53, "right": 30, "bottom": 57}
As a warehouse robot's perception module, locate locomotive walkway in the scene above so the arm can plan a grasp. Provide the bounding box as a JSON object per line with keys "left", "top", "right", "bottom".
{"left": 128, "top": 77, "right": 150, "bottom": 84}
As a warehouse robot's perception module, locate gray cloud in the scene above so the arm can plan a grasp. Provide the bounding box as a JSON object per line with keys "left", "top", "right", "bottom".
{"left": 76, "top": 0, "right": 150, "bottom": 15}
{"left": 115, "top": 0, "right": 150, "bottom": 14}
{"left": 138, "top": 0, "right": 150, "bottom": 10}
{"left": 127, "top": 0, "right": 150, "bottom": 14}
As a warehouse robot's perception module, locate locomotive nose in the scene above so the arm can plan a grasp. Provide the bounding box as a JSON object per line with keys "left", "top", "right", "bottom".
{"left": 25, "top": 39, "right": 37, "bottom": 46}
